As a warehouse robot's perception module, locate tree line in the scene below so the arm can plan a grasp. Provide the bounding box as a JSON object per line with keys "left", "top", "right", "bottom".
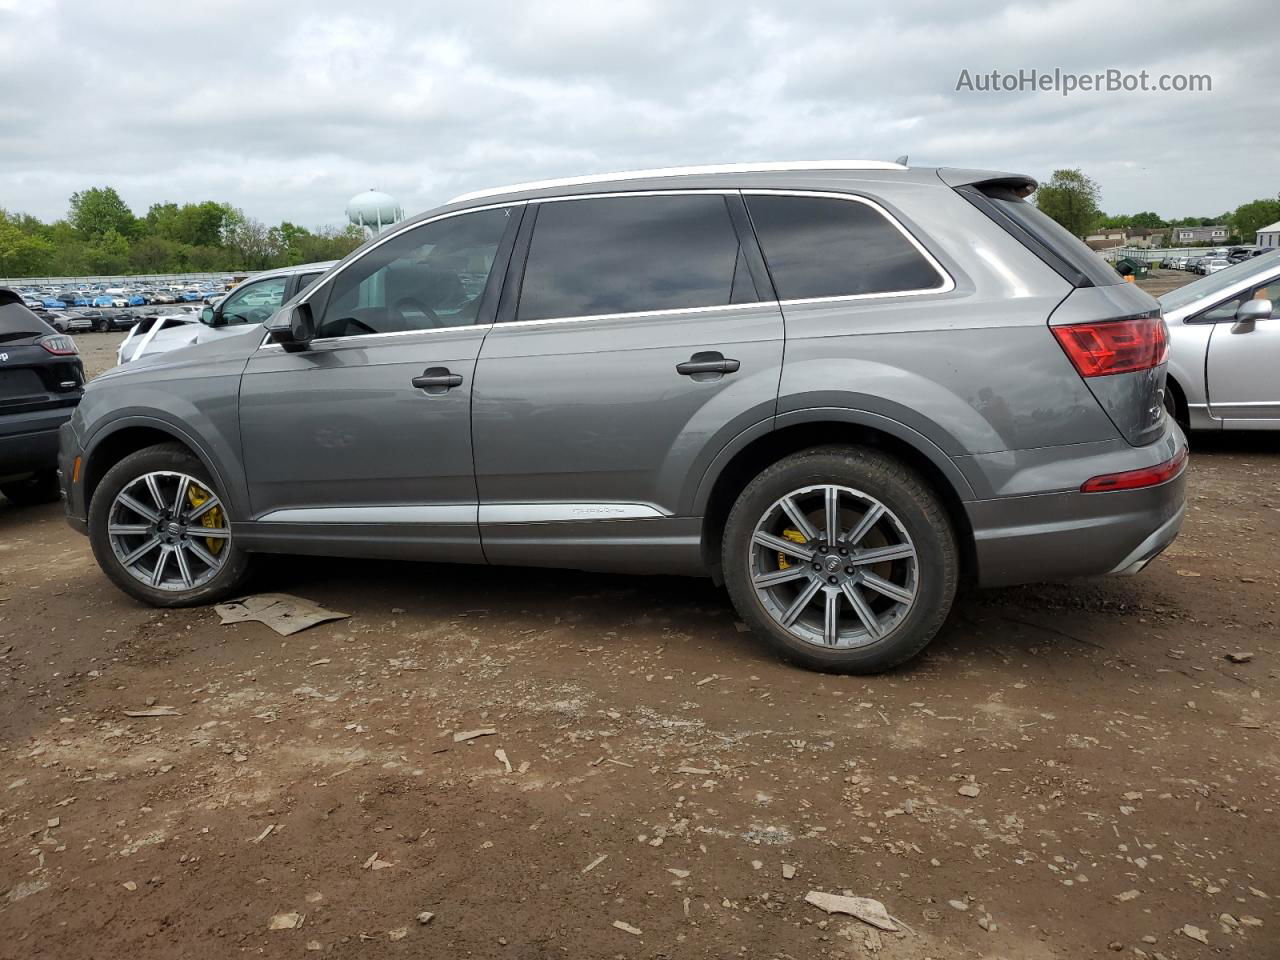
{"left": 1034, "top": 169, "right": 1280, "bottom": 245}
{"left": 0, "top": 186, "right": 368, "bottom": 278}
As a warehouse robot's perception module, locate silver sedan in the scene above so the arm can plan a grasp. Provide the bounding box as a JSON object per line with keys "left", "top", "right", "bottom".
{"left": 1163, "top": 250, "right": 1280, "bottom": 430}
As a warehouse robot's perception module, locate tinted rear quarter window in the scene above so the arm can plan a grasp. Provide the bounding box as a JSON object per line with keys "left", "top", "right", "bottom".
{"left": 517, "top": 194, "right": 755, "bottom": 321}
{"left": 745, "top": 194, "right": 947, "bottom": 301}
{"left": 962, "top": 185, "right": 1121, "bottom": 287}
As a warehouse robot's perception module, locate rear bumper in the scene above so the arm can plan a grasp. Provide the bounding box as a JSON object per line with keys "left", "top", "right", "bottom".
{"left": 964, "top": 424, "right": 1188, "bottom": 587}
{"left": 0, "top": 407, "right": 75, "bottom": 481}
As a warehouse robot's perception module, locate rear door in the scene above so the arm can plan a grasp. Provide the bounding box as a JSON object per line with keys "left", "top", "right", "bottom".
{"left": 1204, "top": 275, "right": 1280, "bottom": 423}
{"left": 471, "top": 191, "right": 783, "bottom": 569}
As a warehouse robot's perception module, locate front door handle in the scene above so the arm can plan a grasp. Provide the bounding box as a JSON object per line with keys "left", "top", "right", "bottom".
{"left": 411, "top": 367, "right": 463, "bottom": 394}
{"left": 676, "top": 352, "right": 741, "bottom": 381}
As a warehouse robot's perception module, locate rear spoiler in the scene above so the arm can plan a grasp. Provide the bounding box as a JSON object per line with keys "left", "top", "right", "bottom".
{"left": 936, "top": 168, "right": 1038, "bottom": 194}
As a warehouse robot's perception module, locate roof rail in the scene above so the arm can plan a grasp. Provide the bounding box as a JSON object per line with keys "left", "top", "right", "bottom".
{"left": 449, "top": 159, "right": 909, "bottom": 204}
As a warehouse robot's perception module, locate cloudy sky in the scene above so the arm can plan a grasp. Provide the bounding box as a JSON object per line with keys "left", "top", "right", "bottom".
{"left": 1, "top": 0, "right": 1275, "bottom": 228}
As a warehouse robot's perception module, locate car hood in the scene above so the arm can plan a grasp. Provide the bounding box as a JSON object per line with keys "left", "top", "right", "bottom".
{"left": 97, "top": 325, "right": 264, "bottom": 384}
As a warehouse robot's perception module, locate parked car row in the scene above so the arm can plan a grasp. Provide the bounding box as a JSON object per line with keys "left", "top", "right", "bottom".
{"left": 14, "top": 279, "right": 233, "bottom": 313}
{"left": 1160, "top": 246, "right": 1269, "bottom": 274}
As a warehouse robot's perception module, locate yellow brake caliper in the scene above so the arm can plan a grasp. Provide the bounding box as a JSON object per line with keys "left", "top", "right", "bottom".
{"left": 186, "top": 484, "right": 225, "bottom": 555}
{"left": 777, "top": 528, "right": 807, "bottom": 570}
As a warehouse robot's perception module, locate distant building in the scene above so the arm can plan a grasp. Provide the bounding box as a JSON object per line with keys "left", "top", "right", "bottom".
{"left": 1172, "top": 225, "right": 1228, "bottom": 244}
{"left": 1085, "top": 227, "right": 1167, "bottom": 250}
{"left": 1256, "top": 220, "right": 1280, "bottom": 249}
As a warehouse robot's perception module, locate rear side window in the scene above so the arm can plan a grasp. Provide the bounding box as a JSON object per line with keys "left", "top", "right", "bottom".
{"left": 745, "top": 194, "right": 948, "bottom": 301}
{"left": 961, "top": 184, "right": 1121, "bottom": 287}
{"left": 517, "top": 195, "right": 756, "bottom": 321}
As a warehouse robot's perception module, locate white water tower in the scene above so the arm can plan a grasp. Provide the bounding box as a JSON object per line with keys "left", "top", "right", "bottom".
{"left": 346, "top": 189, "right": 404, "bottom": 236}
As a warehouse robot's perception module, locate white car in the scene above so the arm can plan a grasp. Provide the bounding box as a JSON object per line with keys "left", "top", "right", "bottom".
{"left": 1203, "top": 258, "right": 1231, "bottom": 275}
{"left": 1163, "top": 250, "right": 1280, "bottom": 430}
{"left": 116, "top": 261, "right": 333, "bottom": 364}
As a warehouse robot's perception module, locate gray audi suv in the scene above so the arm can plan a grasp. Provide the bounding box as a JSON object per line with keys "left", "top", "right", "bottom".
{"left": 59, "top": 161, "right": 1186, "bottom": 673}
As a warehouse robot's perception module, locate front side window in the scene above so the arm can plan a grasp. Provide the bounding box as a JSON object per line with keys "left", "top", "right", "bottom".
{"left": 1195, "top": 278, "right": 1278, "bottom": 323}
{"left": 517, "top": 194, "right": 755, "bottom": 322}
{"left": 220, "top": 276, "right": 287, "bottom": 326}
{"left": 315, "top": 206, "right": 515, "bottom": 340}
{"left": 746, "top": 194, "right": 948, "bottom": 301}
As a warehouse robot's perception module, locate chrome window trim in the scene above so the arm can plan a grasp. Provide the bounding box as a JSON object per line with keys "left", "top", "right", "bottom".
{"left": 449, "top": 160, "right": 908, "bottom": 204}
{"left": 497, "top": 301, "right": 771, "bottom": 331}
{"left": 743, "top": 189, "right": 956, "bottom": 301}
{"left": 294, "top": 199, "right": 528, "bottom": 309}
{"left": 257, "top": 321, "right": 493, "bottom": 352}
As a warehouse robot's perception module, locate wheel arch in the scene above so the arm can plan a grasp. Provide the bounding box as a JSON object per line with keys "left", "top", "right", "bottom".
{"left": 696, "top": 410, "right": 976, "bottom": 584}
{"left": 83, "top": 417, "right": 236, "bottom": 517}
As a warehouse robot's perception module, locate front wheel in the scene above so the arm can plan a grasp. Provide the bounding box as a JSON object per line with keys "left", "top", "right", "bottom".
{"left": 88, "top": 443, "right": 251, "bottom": 607}
{"left": 722, "top": 446, "right": 958, "bottom": 674}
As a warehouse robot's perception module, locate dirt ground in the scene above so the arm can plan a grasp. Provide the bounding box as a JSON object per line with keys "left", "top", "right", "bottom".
{"left": 0, "top": 273, "right": 1276, "bottom": 959}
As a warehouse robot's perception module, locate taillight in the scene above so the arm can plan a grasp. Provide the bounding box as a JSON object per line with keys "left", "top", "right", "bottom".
{"left": 1051, "top": 313, "right": 1167, "bottom": 377}
{"left": 38, "top": 334, "right": 78, "bottom": 356}
{"left": 1081, "top": 447, "right": 1187, "bottom": 493}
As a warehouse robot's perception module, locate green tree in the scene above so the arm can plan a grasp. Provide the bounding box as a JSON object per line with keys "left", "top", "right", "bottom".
{"left": 68, "top": 187, "right": 136, "bottom": 240}
{"left": 1229, "top": 197, "right": 1280, "bottom": 243}
{"left": 1034, "top": 169, "right": 1101, "bottom": 238}
{"left": 0, "top": 219, "right": 54, "bottom": 276}
{"left": 1128, "top": 211, "right": 1165, "bottom": 228}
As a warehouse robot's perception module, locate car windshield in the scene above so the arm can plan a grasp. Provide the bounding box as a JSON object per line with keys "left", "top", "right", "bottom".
{"left": 1160, "top": 250, "right": 1280, "bottom": 312}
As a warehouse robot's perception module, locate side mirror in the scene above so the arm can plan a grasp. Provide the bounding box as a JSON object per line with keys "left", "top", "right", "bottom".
{"left": 1236, "top": 299, "right": 1273, "bottom": 323}
{"left": 199, "top": 306, "right": 215, "bottom": 326}
{"left": 265, "top": 303, "right": 314, "bottom": 353}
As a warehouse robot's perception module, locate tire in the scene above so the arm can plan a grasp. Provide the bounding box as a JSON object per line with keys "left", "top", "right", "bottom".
{"left": 1, "top": 470, "right": 61, "bottom": 506}
{"left": 96, "top": 318, "right": 110, "bottom": 333}
{"left": 722, "top": 446, "right": 958, "bottom": 674}
{"left": 88, "top": 442, "right": 251, "bottom": 607}
{"left": 1163, "top": 379, "right": 1189, "bottom": 433}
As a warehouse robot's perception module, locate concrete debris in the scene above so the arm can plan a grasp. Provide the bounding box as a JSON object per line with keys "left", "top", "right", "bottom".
{"left": 782, "top": 863, "right": 797, "bottom": 880}
{"left": 581, "top": 854, "right": 608, "bottom": 874}
{"left": 251, "top": 824, "right": 275, "bottom": 844}
{"left": 1114, "top": 889, "right": 1141, "bottom": 902}
{"left": 388, "top": 927, "right": 408, "bottom": 941}
{"left": 417, "top": 911, "right": 435, "bottom": 925}
{"left": 453, "top": 728, "right": 497, "bottom": 743}
{"left": 1225, "top": 651, "right": 1254, "bottom": 663}
{"left": 122, "top": 707, "right": 181, "bottom": 717}
{"left": 666, "top": 868, "right": 690, "bottom": 878}
{"left": 804, "top": 891, "right": 899, "bottom": 932}
{"left": 957, "top": 784, "right": 981, "bottom": 798}
{"left": 362, "top": 852, "right": 393, "bottom": 870}
{"left": 612, "top": 920, "right": 642, "bottom": 936}
{"left": 676, "top": 766, "right": 711, "bottom": 775}
{"left": 269, "top": 912, "right": 304, "bottom": 930}
{"left": 495, "top": 748, "right": 512, "bottom": 773}
{"left": 1181, "top": 924, "right": 1209, "bottom": 945}
{"left": 948, "top": 900, "right": 969, "bottom": 911}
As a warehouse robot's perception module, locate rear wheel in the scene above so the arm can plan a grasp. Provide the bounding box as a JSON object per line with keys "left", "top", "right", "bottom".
{"left": 1, "top": 470, "right": 61, "bottom": 506}
{"left": 88, "top": 443, "right": 251, "bottom": 607}
{"left": 96, "top": 318, "right": 110, "bottom": 333}
{"left": 722, "top": 446, "right": 958, "bottom": 673}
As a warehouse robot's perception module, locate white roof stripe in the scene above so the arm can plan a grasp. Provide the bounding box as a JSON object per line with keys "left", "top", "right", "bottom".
{"left": 449, "top": 160, "right": 909, "bottom": 204}
{"left": 1256, "top": 220, "right": 1280, "bottom": 234}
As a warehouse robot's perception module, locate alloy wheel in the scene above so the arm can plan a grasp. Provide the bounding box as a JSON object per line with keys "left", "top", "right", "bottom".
{"left": 748, "top": 484, "right": 918, "bottom": 648}
{"left": 107, "top": 471, "right": 230, "bottom": 591}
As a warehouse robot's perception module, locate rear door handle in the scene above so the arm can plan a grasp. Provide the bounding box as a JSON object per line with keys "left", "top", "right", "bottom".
{"left": 411, "top": 367, "right": 464, "bottom": 394}
{"left": 676, "top": 352, "right": 741, "bottom": 379}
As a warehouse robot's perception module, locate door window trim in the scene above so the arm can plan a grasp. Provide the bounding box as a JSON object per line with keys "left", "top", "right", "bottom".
{"left": 742, "top": 189, "right": 956, "bottom": 305}
{"left": 257, "top": 200, "right": 527, "bottom": 352}
{"left": 502, "top": 190, "right": 768, "bottom": 327}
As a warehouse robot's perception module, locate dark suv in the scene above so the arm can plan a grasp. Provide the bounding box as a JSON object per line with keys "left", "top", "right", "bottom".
{"left": 0, "top": 289, "right": 85, "bottom": 504}
{"left": 59, "top": 162, "right": 1186, "bottom": 672}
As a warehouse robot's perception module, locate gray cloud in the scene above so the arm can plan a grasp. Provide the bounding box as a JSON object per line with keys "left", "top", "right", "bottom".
{"left": 1, "top": 0, "right": 1275, "bottom": 227}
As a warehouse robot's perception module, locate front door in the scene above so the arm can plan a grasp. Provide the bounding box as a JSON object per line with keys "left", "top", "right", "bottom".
{"left": 238, "top": 203, "right": 522, "bottom": 561}
{"left": 471, "top": 192, "right": 784, "bottom": 569}
{"left": 1204, "top": 275, "right": 1280, "bottom": 423}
